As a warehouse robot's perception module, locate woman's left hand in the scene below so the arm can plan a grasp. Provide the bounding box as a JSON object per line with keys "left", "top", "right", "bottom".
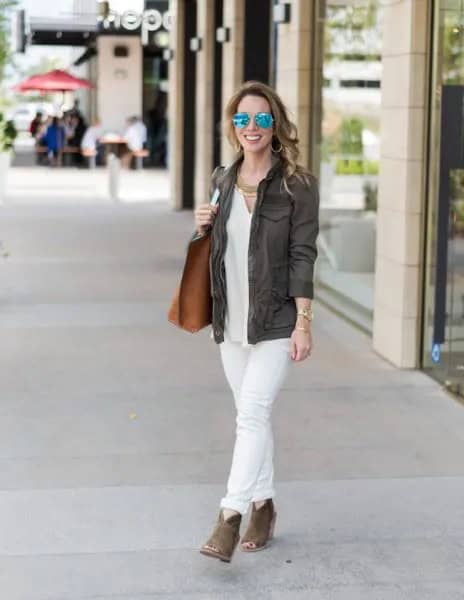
{"left": 290, "top": 328, "right": 313, "bottom": 362}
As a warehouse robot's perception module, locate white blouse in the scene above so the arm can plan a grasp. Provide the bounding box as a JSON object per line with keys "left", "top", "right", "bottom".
{"left": 224, "top": 187, "right": 252, "bottom": 347}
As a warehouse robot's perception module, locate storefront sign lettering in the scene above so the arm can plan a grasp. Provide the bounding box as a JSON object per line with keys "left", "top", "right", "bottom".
{"left": 100, "top": 9, "right": 173, "bottom": 45}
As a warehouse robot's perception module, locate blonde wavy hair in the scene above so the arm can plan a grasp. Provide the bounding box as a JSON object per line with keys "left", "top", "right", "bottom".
{"left": 224, "top": 80, "right": 311, "bottom": 191}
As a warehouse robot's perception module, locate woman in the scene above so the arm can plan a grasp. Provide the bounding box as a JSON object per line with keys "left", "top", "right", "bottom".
{"left": 195, "top": 81, "right": 319, "bottom": 563}
{"left": 41, "top": 116, "right": 66, "bottom": 166}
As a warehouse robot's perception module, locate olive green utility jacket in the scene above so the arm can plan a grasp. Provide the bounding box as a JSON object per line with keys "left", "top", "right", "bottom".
{"left": 208, "top": 156, "right": 319, "bottom": 345}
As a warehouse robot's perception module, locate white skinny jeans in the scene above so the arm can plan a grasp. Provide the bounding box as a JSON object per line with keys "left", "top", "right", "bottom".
{"left": 218, "top": 333, "right": 292, "bottom": 515}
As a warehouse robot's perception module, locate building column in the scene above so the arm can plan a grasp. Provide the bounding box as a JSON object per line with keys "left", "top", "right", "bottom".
{"left": 168, "top": 0, "right": 185, "bottom": 210}
{"left": 194, "top": 0, "right": 216, "bottom": 206}
{"left": 372, "top": 0, "right": 430, "bottom": 367}
{"left": 275, "top": 0, "right": 317, "bottom": 168}
{"left": 220, "top": 0, "right": 244, "bottom": 165}
{"left": 96, "top": 35, "right": 142, "bottom": 132}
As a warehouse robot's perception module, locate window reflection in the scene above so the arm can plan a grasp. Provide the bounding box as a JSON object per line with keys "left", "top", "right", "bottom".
{"left": 423, "top": 2, "right": 464, "bottom": 388}
{"left": 316, "top": 1, "right": 382, "bottom": 331}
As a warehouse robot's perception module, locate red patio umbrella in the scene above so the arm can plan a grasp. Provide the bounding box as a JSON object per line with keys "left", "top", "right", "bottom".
{"left": 13, "top": 69, "right": 93, "bottom": 93}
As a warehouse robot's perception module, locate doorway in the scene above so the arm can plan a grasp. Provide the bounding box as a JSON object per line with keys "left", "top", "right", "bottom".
{"left": 423, "top": 2, "right": 464, "bottom": 391}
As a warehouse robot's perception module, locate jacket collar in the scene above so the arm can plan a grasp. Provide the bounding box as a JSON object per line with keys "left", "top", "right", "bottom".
{"left": 220, "top": 154, "right": 282, "bottom": 188}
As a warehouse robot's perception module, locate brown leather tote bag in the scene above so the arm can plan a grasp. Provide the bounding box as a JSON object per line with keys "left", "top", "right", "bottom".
{"left": 167, "top": 189, "right": 220, "bottom": 333}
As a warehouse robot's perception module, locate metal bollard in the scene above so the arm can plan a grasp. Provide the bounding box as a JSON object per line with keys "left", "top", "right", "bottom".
{"left": 108, "top": 152, "right": 120, "bottom": 201}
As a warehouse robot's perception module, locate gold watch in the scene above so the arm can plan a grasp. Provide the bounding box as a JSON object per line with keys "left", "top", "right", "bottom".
{"left": 296, "top": 307, "right": 313, "bottom": 321}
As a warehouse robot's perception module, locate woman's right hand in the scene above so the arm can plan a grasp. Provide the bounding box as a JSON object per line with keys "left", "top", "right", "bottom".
{"left": 194, "top": 203, "right": 218, "bottom": 236}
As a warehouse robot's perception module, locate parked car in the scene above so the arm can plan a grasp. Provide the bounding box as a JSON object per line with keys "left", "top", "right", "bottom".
{"left": 9, "top": 105, "right": 35, "bottom": 132}
{"left": 7, "top": 103, "right": 54, "bottom": 134}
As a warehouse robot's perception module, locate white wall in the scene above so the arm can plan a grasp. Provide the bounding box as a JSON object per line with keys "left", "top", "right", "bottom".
{"left": 96, "top": 35, "right": 143, "bottom": 132}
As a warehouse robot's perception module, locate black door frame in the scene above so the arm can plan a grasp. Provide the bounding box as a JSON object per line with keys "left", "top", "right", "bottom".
{"left": 181, "top": 0, "right": 197, "bottom": 209}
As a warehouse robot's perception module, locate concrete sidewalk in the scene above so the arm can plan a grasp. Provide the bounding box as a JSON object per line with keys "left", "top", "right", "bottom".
{"left": 4, "top": 165, "right": 170, "bottom": 205}
{"left": 1, "top": 185, "right": 464, "bottom": 599}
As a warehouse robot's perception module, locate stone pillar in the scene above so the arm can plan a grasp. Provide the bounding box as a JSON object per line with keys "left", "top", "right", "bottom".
{"left": 168, "top": 0, "right": 185, "bottom": 210}
{"left": 194, "top": 0, "right": 216, "bottom": 206}
{"left": 372, "top": 0, "right": 430, "bottom": 367}
{"left": 96, "top": 35, "right": 142, "bottom": 132}
{"left": 275, "top": 0, "right": 316, "bottom": 168}
{"left": 220, "top": 0, "right": 244, "bottom": 165}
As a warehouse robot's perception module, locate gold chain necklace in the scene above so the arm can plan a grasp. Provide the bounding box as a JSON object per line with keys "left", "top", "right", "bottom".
{"left": 236, "top": 173, "right": 258, "bottom": 196}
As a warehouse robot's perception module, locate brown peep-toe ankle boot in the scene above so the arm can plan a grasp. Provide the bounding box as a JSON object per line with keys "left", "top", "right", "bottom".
{"left": 199, "top": 509, "right": 242, "bottom": 563}
{"left": 240, "top": 498, "right": 276, "bottom": 552}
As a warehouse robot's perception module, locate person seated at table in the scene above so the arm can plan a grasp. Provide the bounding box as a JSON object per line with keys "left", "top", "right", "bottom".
{"left": 30, "top": 112, "right": 46, "bottom": 165}
{"left": 132, "top": 115, "right": 147, "bottom": 148}
{"left": 40, "top": 116, "right": 66, "bottom": 166}
{"left": 80, "top": 117, "right": 103, "bottom": 165}
{"left": 29, "top": 111, "right": 43, "bottom": 138}
{"left": 121, "top": 116, "right": 147, "bottom": 168}
{"left": 68, "top": 115, "right": 87, "bottom": 165}
{"left": 63, "top": 114, "right": 75, "bottom": 144}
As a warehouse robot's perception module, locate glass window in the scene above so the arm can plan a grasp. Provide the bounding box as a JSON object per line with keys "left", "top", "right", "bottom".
{"left": 314, "top": 1, "right": 383, "bottom": 332}
{"left": 422, "top": 1, "right": 464, "bottom": 390}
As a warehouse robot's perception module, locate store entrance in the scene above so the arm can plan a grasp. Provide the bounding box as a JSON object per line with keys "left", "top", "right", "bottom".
{"left": 423, "top": 3, "right": 464, "bottom": 391}
{"left": 143, "top": 50, "right": 168, "bottom": 168}
{"left": 444, "top": 165, "right": 464, "bottom": 384}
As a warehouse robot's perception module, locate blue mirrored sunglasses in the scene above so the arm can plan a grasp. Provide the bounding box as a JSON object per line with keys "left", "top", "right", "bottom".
{"left": 232, "top": 112, "right": 274, "bottom": 129}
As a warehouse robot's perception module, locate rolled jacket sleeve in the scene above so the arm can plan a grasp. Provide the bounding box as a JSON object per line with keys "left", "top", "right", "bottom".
{"left": 288, "top": 175, "right": 320, "bottom": 299}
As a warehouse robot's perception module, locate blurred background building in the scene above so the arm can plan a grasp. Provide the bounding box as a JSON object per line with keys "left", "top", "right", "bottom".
{"left": 5, "top": 0, "right": 464, "bottom": 393}
{"left": 8, "top": 0, "right": 170, "bottom": 166}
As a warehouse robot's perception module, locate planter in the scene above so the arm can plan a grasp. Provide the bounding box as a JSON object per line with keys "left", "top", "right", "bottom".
{"left": 0, "top": 151, "right": 11, "bottom": 204}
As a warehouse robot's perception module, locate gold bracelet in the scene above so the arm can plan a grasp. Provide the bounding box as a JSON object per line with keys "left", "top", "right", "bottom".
{"left": 296, "top": 308, "right": 313, "bottom": 321}
{"left": 294, "top": 326, "right": 309, "bottom": 333}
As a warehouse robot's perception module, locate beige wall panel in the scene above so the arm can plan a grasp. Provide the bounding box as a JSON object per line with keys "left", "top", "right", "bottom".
{"left": 374, "top": 257, "right": 421, "bottom": 319}
{"left": 220, "top": 0, "right": 244, "bottom": 164}
{"left": 376, "top": 208, "right": 422, "bottom": 266}
{"left": 373, "top": 305, "right": 419, "bottom": 368}
{"left": 194, "top": 0, "right": 216, "bottom": 205}
{"left": 168, "top": 0, "right": 185, "bottom": 210}
{"left": 381, "top": 54, "right": 427, "bottom": 109}
{"left": 275, "top": 0, "right": 316, "bottom": 168}
{"left": 373, "top": 0, "right": 431, "bottom": 367}
{"left": 382, "top": 0, "right": 428, "bottom": 56}
{"left": 96, "top": 36, "right": 142, "bottom": 132}
{"left": 379, "top": 157, "right": 424, "bottom": 214}
{"left": 381, "top": 107, "right": 426, "bottom": 161}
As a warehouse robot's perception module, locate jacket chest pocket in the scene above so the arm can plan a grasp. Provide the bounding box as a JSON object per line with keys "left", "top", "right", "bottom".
{"left": 260, "top": 202, "right": 291, "bottom": 222}
{"left": 259, "top": 202, "right": 291, "bottom": 262}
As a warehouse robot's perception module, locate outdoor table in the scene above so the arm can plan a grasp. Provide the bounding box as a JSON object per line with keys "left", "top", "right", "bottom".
{"left": 100, "top": 135, "right": 128, "bottom": 164}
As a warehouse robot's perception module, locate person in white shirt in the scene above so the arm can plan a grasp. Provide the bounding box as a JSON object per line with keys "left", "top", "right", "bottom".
{"left": 80, "top": 117, "right": 103, "bottom": 166}
{"left": 132, "top": 116, "right": 147, "bottom": 147}
{"left": 121, "top": 116, "right": 147, "bottom": 168}
{"left": 80, "top": 117, "right": 102, "bottom": 151}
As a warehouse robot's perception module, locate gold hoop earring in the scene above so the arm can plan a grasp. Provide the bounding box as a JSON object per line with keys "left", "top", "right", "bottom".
{"left": 271, "top": 139, "right": 283, "bottom": 153}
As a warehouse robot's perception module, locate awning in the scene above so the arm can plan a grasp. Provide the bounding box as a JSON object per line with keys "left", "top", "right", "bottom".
{"left": 29, "top": 16, "right": 97, "bottom": 46}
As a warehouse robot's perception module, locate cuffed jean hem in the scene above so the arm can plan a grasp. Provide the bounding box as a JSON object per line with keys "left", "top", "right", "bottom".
{"left": 251, "top": 489, "right": 275, "bottom": 503}
{"left": 220, "top": 490, "right": 276, "bottom": 515}
{"left": 219, "top": 497, "right": 250, "bottom": 516}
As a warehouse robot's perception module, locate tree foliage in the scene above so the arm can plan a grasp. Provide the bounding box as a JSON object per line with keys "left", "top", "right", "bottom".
{"left": 0, "top": 111, "right": 17, "bottom": 151}
{"left": 0, "top": 0, "right": 18, "bottom": 82}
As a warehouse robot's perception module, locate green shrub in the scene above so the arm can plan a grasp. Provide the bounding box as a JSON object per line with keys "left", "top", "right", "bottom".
{"left": 0, "top": 112, "right": 17, "bottom": 152}
{"left": 335, "top": 158, "right": 379, "bottom": 175}
{"left": 364, "top": 160, "right": 379, "bottom": 175}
